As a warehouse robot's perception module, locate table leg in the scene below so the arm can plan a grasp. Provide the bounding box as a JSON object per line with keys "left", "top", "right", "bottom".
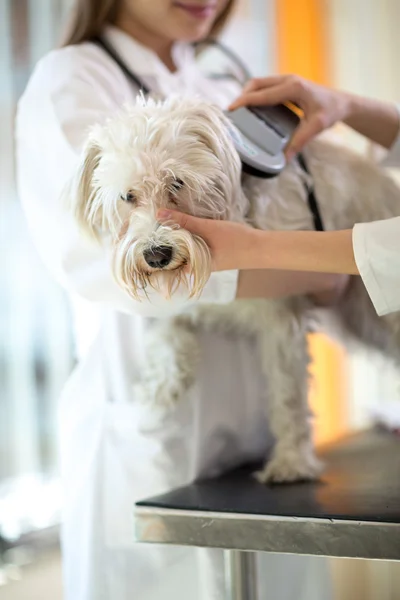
{"left": 226, "top": 550, "right": 258, "bottom": 600}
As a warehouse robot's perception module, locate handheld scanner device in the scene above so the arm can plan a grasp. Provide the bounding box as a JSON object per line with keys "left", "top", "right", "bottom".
{"left": 226, "top": 104, "right": 301, "bottom": 178}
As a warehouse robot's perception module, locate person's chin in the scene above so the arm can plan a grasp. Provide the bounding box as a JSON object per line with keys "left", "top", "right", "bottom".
{"left": 174, "top": 21, "right": 214, "bottom": 42}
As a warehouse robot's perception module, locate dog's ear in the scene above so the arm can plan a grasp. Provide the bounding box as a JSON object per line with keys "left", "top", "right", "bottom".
{"left": 188, "top": 103, "right": 242, "bottom": 177}
{"left": 67, "top": 138, "right": 102, "bottom": 239}
{"left": 184, "top": 102, "right": 244, "bottom": 218}
{"left": 187, "top": 103, "right": 231, "bottom": 153}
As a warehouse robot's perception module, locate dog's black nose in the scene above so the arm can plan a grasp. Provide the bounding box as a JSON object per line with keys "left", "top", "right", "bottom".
{"left": 143, "top": 246, "right": 173, "bottom": 269}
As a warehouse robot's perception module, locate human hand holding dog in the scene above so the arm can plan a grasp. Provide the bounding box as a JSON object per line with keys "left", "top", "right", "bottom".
{"left": 157, "top": 209, "right": 352, "bottom": 305}
{"left": 230, "top": 75, "right": 350, "bottom": 160}
{"left": 157, "top": 209, "right": 256, "bottom": 272}
{"left": 157, "top": 208, "right": 357, "bottom": 274}
{"left": 230, "top": 75, "right": 400, "bottom": 158}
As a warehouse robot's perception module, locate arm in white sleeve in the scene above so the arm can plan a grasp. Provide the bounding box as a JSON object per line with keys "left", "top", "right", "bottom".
{"left": 16, "top": 48, "right": 238, "bottom": 318}
{"left": 353, "top": 217, "right": 400, "bottom": 316}
{"left": 349, "top": 102, "right": 400, "bottom": 316}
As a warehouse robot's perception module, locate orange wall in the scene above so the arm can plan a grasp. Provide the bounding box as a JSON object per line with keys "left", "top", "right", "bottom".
{"left": 275, "top": 0, "right": 331, "bottom": 85}
{"left": 274, "top": 0, "right": 348, "bottom": 446}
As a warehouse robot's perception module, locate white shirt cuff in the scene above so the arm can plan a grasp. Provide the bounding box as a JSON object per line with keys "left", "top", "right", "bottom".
{"left": 353, "top": 219, "right": 400, "bottom": 316}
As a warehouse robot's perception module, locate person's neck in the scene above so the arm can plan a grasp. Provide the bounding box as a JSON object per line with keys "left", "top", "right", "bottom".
{"left": 115, "top": 16, "right": 177, "bottom": 72}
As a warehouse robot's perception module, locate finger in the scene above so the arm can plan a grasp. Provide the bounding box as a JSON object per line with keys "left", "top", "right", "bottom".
{"left": 242, "top": 75, "right": 289, "bottom": 94}
{"left": 229, "top": 81, "right": 300, "bottom": 111}
{"left": 157, "top": 209, "right": 207, "bottom": 236}
{"left": 285, "top": 113, "right": 328, "bottom": 159}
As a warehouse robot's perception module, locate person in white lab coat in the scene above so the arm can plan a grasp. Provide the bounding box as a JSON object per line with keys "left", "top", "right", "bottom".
{"left": 159, "top": 75, "right": 400, "bottom": 317}
{"left": 16, "top": 3, "right": 336, "bottom": 599}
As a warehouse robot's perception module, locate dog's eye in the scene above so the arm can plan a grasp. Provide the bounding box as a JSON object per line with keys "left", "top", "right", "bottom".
{"left": 171, "top": 178, "right": 184, "bottom": 191}
{"left": 120, "top": 191, "right": 136, "bottom": 203}
{"left": 169, "top": 179, "right": 184, "bottom": 205}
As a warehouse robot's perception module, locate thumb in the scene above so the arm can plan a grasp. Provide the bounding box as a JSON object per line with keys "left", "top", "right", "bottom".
{"left": 286, "top": 113, "right": 327, "bottom": 160}
{"left": 156, "top": 209, "right": 206, "bottom": 236}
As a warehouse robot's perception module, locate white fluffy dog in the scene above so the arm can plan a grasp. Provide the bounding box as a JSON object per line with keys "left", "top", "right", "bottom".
{"left": 69, "top": 96, "right": 400, "bottom": 483}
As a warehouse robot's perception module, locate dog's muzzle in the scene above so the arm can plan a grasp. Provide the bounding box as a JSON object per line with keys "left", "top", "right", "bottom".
{"left": 143, "top": 245, "right": 173, "bottom": 269}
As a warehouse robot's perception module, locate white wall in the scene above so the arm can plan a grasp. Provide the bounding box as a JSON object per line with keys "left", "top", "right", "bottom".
{"left": 221, "top": 0, "right": 276, "bottom": 77}
{"left": 328, "top": 0, "right": 400, "bottom": 101}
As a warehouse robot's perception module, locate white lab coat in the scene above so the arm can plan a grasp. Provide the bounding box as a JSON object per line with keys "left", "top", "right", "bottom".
{"left": 16, "top": 26, "right": 331, "bottom": 600}
{"left": 353, "top": 134, "right": 400, "bottom": 316}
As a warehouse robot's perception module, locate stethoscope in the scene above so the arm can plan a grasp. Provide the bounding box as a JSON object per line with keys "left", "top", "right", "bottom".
{"left": 91, "top": 36, "right": 325, "bottom": 232}
{"left": 91, "top": 35, "right": 251, "bottom": 94}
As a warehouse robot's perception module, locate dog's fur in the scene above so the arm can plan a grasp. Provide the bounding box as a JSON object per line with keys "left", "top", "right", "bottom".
{"left": 68, "top": 95, "right": 400, "bottom": 483}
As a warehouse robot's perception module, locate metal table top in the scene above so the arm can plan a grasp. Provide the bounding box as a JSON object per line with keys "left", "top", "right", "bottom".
{"left": 135, "top": 430, "right": 400, "bottom": 560}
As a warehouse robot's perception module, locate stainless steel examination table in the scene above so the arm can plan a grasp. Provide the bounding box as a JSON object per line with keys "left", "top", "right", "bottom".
{"left": 134, "top": 430, "right": 400, "bottom": 599}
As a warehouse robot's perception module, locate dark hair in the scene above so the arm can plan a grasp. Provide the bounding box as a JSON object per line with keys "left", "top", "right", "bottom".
{"left": 62, "top": 0, "right": 236, "bottom": 46}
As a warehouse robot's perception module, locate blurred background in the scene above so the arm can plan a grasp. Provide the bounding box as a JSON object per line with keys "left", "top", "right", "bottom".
{"left": 1, "top": 0, "right": 400, "bottom": 598}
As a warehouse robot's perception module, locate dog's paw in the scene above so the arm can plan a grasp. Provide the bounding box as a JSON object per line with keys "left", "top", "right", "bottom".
{"left": 254, "top": 451, "right": 323, "bottom": 484}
